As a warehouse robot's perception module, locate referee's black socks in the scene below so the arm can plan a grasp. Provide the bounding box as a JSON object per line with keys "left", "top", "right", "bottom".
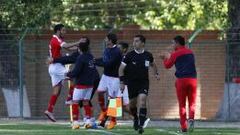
{"left": 139, "top": 108, "right": 147, "bottom": 127}
{"left": 130, "top": 107, "right": 138, "bottom": 119}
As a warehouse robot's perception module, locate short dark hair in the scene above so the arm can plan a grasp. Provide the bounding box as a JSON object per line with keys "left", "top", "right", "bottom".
{"left": 118, "top": 42, "right": 129, "bottom": 50}
{"left": 79, "top": 36, "right": 90, "bottom": 53}
{"left": 54, "top": 24, "right": 64, "bottom": 33}
{"left": 135, "top": 34, "right": 146, "bottom": 43}
{"left": 173, "top": 35, "right": 185, "bottom": 46}
{"left": 107, "top": 33, "right": 117, "bottom": 44}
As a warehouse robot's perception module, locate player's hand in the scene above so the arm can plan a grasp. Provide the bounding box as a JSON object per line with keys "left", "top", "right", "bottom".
{"left": 45, "top": 57, "right": 53, "bottom": 65}
{"left": 159, "top": 51, "right": 170, "bottom": 59}
{"left": 120, "top": 83, "right": 125, "bottom": 93}
{"left": 166, "top": 45, "right": 174, "bottom": 52}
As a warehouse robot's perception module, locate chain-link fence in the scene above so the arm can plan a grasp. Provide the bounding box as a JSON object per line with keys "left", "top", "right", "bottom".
{"left": 0, "top": 27, "right": 231, "bottom": 121}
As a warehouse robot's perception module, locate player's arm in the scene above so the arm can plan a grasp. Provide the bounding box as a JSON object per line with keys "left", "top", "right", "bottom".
{"left": 61, "top": 41, "right": 80, "bottom": 49}
{"left": 150, "top": 62, "right": 160, "bottom": 80}
{"left": 94, "top": 57, "right": 104, "bottom": 67}
{"left": 119, "top": 62, "right": 126, "bottom": 92}
{"left": 53, "top": 52, "right": 79, "bottom": 65}
{"left": 65, "top": 46, "right": 78, "bottom": 51}
{"left": 162, "top": 52, "right": 176, "bottom": 69}
{"left": 67, "top": 56, "right": 83, "bottom": 78}
{"left": 149, "top": 53, "right": 160, "bottom": 80}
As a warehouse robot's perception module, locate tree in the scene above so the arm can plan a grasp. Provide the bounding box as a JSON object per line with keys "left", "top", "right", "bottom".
{"left": 1, "top": 0, "right": 228, "bottom": 30}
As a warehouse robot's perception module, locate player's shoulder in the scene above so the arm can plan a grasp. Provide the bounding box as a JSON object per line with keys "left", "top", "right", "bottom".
{"left": 143, "top": 50, "right": 153, "bottom": 56}
{"left": 50, "top": 36, "right": 60, "bottom": 44}
{"left": 125, "top": 50, "right": 135, "bottom": 57}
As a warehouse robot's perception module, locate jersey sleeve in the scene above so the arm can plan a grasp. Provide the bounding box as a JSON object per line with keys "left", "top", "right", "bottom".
{"left": 67, "top": 56, "right": 84, "bottom": 78}
{"left": 163, "top": 52, "right": 177, "bottom": 69}
{"left": 149, "top": 52, "right": 154, "bottom": 63}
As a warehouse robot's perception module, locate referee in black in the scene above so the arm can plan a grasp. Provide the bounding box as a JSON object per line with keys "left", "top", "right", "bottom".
{"left": 119, "top": 35, "right": 160, "bottom": 134}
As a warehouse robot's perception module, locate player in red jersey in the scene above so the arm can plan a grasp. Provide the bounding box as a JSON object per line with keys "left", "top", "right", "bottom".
{"left": 160, "top": 35, "right": 197, "bottom": 132}
{"left": 44, "top": 24, "right": 80, "bottom": 122}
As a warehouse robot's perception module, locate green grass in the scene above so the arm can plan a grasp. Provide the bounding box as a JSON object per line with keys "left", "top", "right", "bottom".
{"left": 0, "top": 123, "right": 240, "bottom": 135}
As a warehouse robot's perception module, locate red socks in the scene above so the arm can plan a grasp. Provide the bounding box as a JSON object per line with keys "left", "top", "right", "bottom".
{"left": 72, "top": 104, "right": 79, "bottom": 121}
{"left": 84, "top": 104, "right": 92, "bottom": 118}
{"left": 98, "top": 93, "right": 106, "bottom": 112}
{"left": 47, "top": 95, "right": 58, "bottom": 112}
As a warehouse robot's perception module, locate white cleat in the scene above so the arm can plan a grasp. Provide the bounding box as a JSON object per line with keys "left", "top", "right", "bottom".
{"left": 44, "top": 110, "right": 56, "bottom": 122}
{"left": 72, "top": 121, "right": 80, "bottom": 129}
{"left": 143, "top": 118, "right": 150, "bottom": 128}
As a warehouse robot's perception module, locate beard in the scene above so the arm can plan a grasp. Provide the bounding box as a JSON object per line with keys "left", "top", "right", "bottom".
{"left": 59, "top": 33, "right": 64, "bottom": 39}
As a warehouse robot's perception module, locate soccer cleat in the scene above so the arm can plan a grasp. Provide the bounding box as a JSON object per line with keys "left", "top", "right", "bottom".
{"left": 143, "top": 118, "right": 150, "bottom": 128}
{"left": 138, "top": 126, "right": 144, "bottom": 134}
{"left": 84, "top": 118, "right": 92, "bottom": 129}
{"left": 98, "top": 120, "right": 107, "bottom": 128}
{"left": 106, "top": 121, "right": 116, "bottom": 130}
{"left": 98, "top": 111, "right": 107, "bottom": 122}
{"left": 44, "top": 110, "right": 56, "bottom": 122}
{"left": 177, "top": 128, "right": 187, "bottom": 133}
{"left": 133, "top": 118, "right": 139, "bottom": 131}
{"left": 188, "top": 119, "right": 194, "bottom": 132}
{"left": 72, "top": 121, "right": 80, "bottom": 129}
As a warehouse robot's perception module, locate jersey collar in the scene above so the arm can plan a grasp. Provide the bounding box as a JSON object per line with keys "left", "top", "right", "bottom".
{"left": 53, "top": 35, "right": 63, "bottom": 42}
{"left": 134, "top": 49, "right": 145, "bottom": 54}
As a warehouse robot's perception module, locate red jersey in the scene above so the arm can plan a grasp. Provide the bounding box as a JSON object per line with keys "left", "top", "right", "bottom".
{"left": 49, "top": 35, "right": 65, "bottom": 60}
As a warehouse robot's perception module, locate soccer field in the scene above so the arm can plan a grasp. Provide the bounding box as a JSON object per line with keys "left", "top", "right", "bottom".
{"left": 0, "top": 122, "right": 240, "bottom": 135}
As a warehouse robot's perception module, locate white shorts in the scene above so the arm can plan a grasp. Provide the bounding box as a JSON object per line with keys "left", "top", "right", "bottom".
{"left": 97, "top": 74, "right": 121, "bottom": 98}
{"left": 48, "top": 63, "right": 67, "bottom": 87}
{"left": 122, "top": 86, "right": 129, "bottom": 105}
{"left": 72, "top": 88, "right": 93, "bottom": 101}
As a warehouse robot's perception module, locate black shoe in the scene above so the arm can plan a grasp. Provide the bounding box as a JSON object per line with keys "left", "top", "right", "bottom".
{"left": 138, "top": 126, "right": 144, "bottom": 134}
{"left": 98, "top": 116, "right": 108, "bottom": 128}
{"left": 181, "top": 129, "right": 187, "bottom": 132}
{"left": 188, "top": 119, "right": 194, "bottom": 132}
{"left": 133, "top": 118, "right": 139, "bottom": 131}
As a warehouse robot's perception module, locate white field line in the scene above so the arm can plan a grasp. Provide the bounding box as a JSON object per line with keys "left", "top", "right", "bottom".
{"left": 155, "top": 129, "right": 182, "bottom": 135}
{"left": 0, "top": 129, "right": 122, "bottom": 135}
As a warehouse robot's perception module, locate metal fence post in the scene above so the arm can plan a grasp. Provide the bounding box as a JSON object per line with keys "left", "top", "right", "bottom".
{"left": 18, "top": 28, "right": 28, "bottom": 118}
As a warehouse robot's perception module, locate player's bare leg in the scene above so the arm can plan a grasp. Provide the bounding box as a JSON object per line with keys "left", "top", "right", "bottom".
{"left": 65, "top": 81, "right": 74, "bottom": 105}
{"left": 98, "top": 92, "right": 107, "bottom": 126}
{"left": 129, "top": 98, "right": 138, "bottom": 131}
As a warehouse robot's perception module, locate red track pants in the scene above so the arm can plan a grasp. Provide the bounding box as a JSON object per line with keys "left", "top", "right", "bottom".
{"left": 175, "top": 78, "right": 197, "bottom": 130}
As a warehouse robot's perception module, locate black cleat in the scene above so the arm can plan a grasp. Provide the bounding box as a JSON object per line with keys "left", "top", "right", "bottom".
{"left": 188, "top": 119, "right": 194, "bottom": 132}
{"left": 133, "top": 118, "right": 139, "bottom": 131}
{"left": 98, "top": 116, "right": 108, "bottom": 128}
{"left": 178, "top": 128, "right": 187, "bottom": 133}
{"left": 138, "top": 126, "right": 144, "bottom": 134}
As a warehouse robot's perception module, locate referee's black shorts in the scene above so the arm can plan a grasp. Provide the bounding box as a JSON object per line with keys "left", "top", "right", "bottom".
{"left": 127, "top": 79, "right": 149, "bottom": 99}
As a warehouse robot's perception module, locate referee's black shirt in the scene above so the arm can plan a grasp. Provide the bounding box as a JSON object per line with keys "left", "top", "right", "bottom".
{"left": 122, "top": 50, "right": 153, "bottom": 81}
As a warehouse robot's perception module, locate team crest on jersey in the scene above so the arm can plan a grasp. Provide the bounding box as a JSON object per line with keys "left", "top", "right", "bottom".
{"left": 145, "top": 60, "right": 149, "bottom": 67}
{"left": 89, "top": 60, "right": 95, "bottom": 68}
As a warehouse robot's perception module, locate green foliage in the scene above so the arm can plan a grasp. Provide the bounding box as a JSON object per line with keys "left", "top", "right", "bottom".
{"left": 0, "top": 0, "right": 228, "bottom": 30}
